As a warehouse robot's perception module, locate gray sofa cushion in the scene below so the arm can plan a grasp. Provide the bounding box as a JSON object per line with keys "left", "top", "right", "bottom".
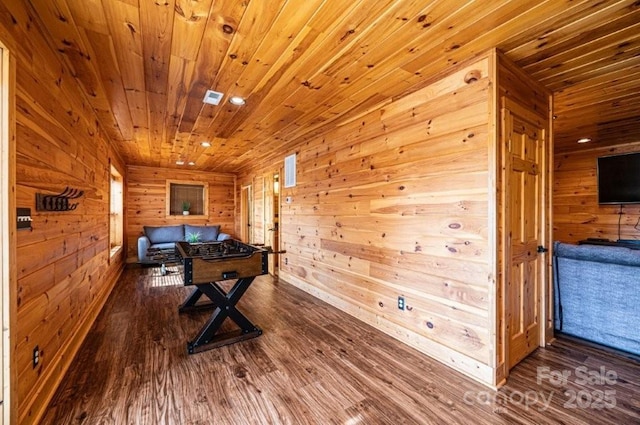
{"left": 553, "top": 241, "right": 640, "bottom": 355}
{"left": 185, "top": 224, "right": 219, "bottom": 242}
{"left": 149, "top": 242, "right": 176, "bottom": 250}
{"left": 144, "top": 225, "right": 185, "bottom": 244}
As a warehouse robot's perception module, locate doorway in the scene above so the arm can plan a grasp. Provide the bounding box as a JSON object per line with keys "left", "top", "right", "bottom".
{"left": 263, "top": 172, "right": 281, "bottom": 276}
{"left": 270, "top": 173, "right": 280, "bottom": 275}
{"left": 501, "top": 98, "right": 549, "bottom": 370}
{"left": 240, "top": 185, "right": 252, "bottom": 243}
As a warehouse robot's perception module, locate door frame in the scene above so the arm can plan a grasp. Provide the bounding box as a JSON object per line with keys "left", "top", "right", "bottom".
{"left": 498, "top": 96, "right": 552, "bottom": 382}
{"left": 262, "top": 170, "right": 282, "bottom": 276}
{"left": 1, "top": 40, "right": 16, "bottom": 425}
{"left": 268, "top": 171, "right": 281, "bottom": 276}
{"left": 240, "top": 184, "right": 252, "bottom": 243}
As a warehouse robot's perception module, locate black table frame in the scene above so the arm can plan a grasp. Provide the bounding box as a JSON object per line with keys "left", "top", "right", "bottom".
{"left": 178, "top": 277, "right": 262, "bottom": 354}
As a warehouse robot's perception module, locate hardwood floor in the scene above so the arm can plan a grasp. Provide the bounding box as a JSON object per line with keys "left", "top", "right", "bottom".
{"left": 40, "top": 266, "right": 640, "bottom": 425}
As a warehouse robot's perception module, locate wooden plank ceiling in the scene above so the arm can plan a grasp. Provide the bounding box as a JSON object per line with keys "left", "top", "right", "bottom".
{"left": 22, "top": 0, "right": 640, "bottom": 170}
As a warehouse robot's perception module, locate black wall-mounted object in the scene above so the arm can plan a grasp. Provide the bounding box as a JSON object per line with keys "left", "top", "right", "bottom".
{"left": 17, "top": 207, "right": 33, "bottom": 230}
{"left": 35, "top": 187, "right": 84, "bottom": 212}
{"left": 597, "top": 152, "right": 640, "bottom": 204}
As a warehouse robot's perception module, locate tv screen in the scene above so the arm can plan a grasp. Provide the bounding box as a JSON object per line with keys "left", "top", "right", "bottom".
{"left": 597, "top": 152, "right": 640, "bottom": 204}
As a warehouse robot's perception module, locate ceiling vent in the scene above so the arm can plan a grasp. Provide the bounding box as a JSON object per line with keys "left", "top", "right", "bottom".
{"left": 203, "top": 90, "right": 224, "bottom": 105}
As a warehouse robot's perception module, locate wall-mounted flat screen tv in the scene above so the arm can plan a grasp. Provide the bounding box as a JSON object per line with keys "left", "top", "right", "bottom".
{"left": 597, "top": 152, "right": 640, "bottom": 204}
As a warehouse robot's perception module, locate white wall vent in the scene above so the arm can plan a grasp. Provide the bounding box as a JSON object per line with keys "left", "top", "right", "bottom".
{"left": 284, "top": 153, "right": 296, "bottom": 188}
{"left": 203, "top": 90, "right": 224, "bottom": 105}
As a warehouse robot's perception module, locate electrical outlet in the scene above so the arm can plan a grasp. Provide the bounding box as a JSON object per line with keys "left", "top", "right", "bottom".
{"left": 285, "top": 257, "right": 288, "bottom": 265}
{"left": 33, "top": 345, "right": 39, "bottom": 368}
{"left": 398, "top": 296, "right": 405, "bottom": 310}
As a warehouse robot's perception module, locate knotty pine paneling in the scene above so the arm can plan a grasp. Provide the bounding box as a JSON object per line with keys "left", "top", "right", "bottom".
{"left": 554, "top": 142, "right": 640, "bottom": 243}
{"left": 125, "top": 165, "right": 236, "bottom": 262}
{"left": 251, "top": 174, "right": 265, "bottom": 245}
{"left": 18, "top": 0, "right": 640, "bottom": 171}
{"left": 1, "top": 2, "right": 127, "bottom": 423}
{"left": 239, "top": 57, "right": 496, "bottom": 383}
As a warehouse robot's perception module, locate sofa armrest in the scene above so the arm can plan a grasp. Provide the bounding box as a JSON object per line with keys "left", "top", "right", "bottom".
{"left": 138, "top": 235, "right": 151, "bottom": 263}
{"left": 217, "top": 232, "right": 231, "bottom": 241}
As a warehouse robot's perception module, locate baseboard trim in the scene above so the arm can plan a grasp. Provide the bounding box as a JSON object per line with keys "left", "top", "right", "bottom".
{"left": 19, "top": 264, "right": 123, "bottom": 425}
{"left": 278, "top": 270, "right": 496, "bottom": 389}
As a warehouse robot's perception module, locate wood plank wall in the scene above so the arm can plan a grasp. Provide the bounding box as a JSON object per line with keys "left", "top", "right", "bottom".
{"left": 239, "top": 57, "right": 497, "bottom": 383}
{"left": 125, "top": 165, "right": 236, "bottom": 262}
{"left": 251, "top": 175, "right": 265, "bottom": 245}
{"left": 0, "top": 2, "right": 127, "bottom": 423}
{"left": 554, "top": 142, "right": 640, "bottom": 243}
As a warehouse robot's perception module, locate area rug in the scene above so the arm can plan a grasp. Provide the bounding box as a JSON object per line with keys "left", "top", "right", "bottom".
{"left": 143, "top": 264, "right": 184, "bottom": 288}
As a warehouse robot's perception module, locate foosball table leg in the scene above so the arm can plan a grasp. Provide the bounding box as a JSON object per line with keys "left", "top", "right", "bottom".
{"left": 178, "top": 286, "right": 217, "bottom": 313}
{"left": 184, "top": 277, "right": 263, "bottom": 354}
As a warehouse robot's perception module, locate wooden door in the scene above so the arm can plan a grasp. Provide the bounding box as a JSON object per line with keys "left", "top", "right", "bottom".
{"left": 240, "top": 185, "right": 252, "bottom": 243}
{"left": 271, "top": 173, "right": 280, "bottom": 274}
{"left": 263, "top": 173, "right": 273, "bottom": 248}
{"left": 503, "top": 99, "right": 547, "bottom": 369}
{"left": 263, "top": 172, "right": 280, "bottom": 276}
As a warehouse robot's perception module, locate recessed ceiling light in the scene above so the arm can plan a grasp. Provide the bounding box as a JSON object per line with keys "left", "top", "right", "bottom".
{"left": 176, "top": 160, "right": 185, "bottom": 165}
{"left": 201, "top": 141, "right": 211, "bottom": 147}
{"left": 229, "top": 96, "right": 246, "bottom": 106}
{"left": 577, "top": 138, "right": 592, "bottom": 144}
{"left": 188, "top": 161, "right": 195, "bottom": 166}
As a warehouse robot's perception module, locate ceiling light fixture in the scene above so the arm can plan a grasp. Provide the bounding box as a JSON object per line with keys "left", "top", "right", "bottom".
{"left": 176, "top": 160, "right": 185, "bottom": 165}
{"left": 577, "top": 137, "right": 592, "bottom": 144}
{"left": 188, "top": 161, "right": 195, "bottom": 166}
{"left": 201, "top": 141, "right": 211, "bottom": 147}
{"left": 229, "top": 96, "right": 246, "bottom": 106}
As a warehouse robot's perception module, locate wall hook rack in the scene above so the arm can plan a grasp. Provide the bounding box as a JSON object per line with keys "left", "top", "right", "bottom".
{"left": 36, "top": 186, "right": 84, "bottom": 212}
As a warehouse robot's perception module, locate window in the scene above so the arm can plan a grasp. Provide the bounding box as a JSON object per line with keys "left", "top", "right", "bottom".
{"left": 166, "top": 180, "right": 208, "bottom": 217}
{"left": 284, "top": 153, "right": 296, "bottom": 188}
{"left": 109, "top": 165, "right": 123, "bottom": 256}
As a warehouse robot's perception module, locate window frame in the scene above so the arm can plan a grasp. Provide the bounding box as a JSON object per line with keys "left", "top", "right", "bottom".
{"left": 165, "top": 179, "right": 209, "bottom": 219}
{"left": 284, "top": 153, "right": 296, "bottom": 188}
{"left": 109, "top": 164, "right": 123, "bottom": 257}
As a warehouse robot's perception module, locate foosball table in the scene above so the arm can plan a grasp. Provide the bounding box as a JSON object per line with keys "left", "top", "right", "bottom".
{"left": 175, "top": 240, "right": 268, "bottom": 354}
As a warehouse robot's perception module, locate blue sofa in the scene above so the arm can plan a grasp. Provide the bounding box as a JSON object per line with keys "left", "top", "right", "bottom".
{"left": 137, "top": 224, "right": 230, "bottom": 263}
{"left": 553, "top": 241, "right": 640, "bottom": 355}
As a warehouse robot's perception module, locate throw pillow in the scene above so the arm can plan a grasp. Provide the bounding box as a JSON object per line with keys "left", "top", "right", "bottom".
{"left": 144, "top": 225, "right": 184, "bottom": 244}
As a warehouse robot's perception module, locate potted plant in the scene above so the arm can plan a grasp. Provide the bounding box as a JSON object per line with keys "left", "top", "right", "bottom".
{"left": 182, "top": 201, "right": 190, "bottom": 215}
{"left": 186, "top": 231, "right": 201, "bottom": 243}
